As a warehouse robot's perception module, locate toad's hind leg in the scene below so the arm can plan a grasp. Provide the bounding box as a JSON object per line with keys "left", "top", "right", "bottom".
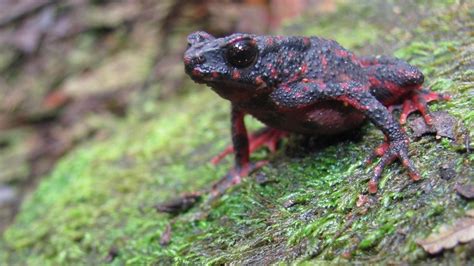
{"left": 397, "top": 89, "right": 450, "bottom": 125}
{"left": 363, "top": 57, "right": 449, "bottom": 125}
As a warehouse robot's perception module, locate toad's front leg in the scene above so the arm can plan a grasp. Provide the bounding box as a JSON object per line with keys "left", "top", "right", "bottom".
{"left": 210, "top": 104, "right": 271, "bottom": 197}
{"left": 270, "top": 80, "right": 420, "bottom": 193}
{"left": 344, "top": 88, "right": 421, "bottom": 193}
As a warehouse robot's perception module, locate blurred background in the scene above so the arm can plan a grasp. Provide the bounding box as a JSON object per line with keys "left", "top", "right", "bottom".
{"left": 0, "top": 0, "right": 339, "bottom": 233}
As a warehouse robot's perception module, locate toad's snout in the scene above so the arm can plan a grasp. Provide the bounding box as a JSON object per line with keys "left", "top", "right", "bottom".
{"left": 184, "top": 53, "right": 205, "bottom": 68}
{"left": 183, "top": 52, "right": 206, "bottom": 77}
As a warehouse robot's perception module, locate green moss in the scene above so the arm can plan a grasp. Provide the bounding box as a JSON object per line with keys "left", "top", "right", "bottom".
{"left": 282, "top": 2, "right": 379, "bottom": 50}
{"left": 1, "top": 0, "right": 473, "bottom": 264}
{"left": 359, "top": 222, "right": 396, "bottom": 250}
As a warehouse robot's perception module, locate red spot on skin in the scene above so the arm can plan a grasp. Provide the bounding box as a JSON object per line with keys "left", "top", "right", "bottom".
{"left": 232, "top": 70, "right": 241, "bottom": 80}
{"left": 255, "top": 76, "right": 264, "bottom": 85}
{"left": 302, "top": 78, "right": 309, "bottom": 83}
{"left": 212, "top": 71, "right": 219, "bottom": 78}
{"left": 287, "top": 63, "right": 308, "bottom": 83}
{"left": 360, "top": 58, "right": 378, "bottom": 66}
{"left": 335, "top": 49, "right": 349, "bottom": 57}
{"left": 192, "top": 69, "right": 201, "bottom": 77}
{"left": 369, "top": 76, "right": 382, "bottom": 87}
{"left": 321, "top": 55, "right": 327, "bottom": 70}
{"left": 303, "top": 37, "right": 310, "bottom": 46}
{"left": 266, "top": 37, "right": 274, "bottom": 45}
{"left": 288, "top": 74, "right": 298, "bottom": 83}
{"left": 271, "top": 68, "right": 278, "bottom": 79}
{"left": 351, "top": 54, "right": 357, "bottom": 63}
{"left": 282, "top": 85, "right": 291, "bottom": 92}
{"left": 300, "top": 63, "right": 308, "bottom": 74}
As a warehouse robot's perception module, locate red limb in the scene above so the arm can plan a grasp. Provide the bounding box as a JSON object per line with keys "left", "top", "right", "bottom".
{"left": 211, "top": 127, "right": 288, "bottom": 165}
{"left": 209, "top": 106, "right": 287, "bottom": 197}
{"left": 397, "top": 89, "right": 450, "bottom": 125}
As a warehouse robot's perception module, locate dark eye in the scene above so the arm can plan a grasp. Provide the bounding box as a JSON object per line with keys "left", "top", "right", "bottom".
{"left": 226, "top": 39, "right": 258, "bottom": 68}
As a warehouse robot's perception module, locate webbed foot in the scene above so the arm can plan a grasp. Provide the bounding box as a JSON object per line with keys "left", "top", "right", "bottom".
{"left": 398, "top": 89, "right": 450, "bottom": 125}
{"left": 367, "top": 137, "right": 420, "bottom": 194}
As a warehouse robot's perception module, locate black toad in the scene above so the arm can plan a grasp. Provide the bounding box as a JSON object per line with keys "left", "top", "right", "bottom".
{"left": 184, "top": 31, "right": 449, "bottom": 194}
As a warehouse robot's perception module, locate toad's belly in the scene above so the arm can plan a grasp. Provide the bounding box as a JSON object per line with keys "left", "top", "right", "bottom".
{"left": 246, "top": 101, "right": 366, "bottom": 135}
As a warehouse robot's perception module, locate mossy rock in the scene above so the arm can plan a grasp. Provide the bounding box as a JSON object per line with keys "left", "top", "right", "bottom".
{"left": 1, "top": 0, "right": 473, "bottom": 264}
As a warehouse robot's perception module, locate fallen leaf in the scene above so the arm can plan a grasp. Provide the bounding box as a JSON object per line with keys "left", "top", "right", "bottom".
{"left": 409, "top": 111, "right": 471, "bottom": 152}
{"left": 410, "top": 111, "right": 456, "bottom": 139}
{"left": 155, "top": 193, "right": 201, "bottom": 215}
{"left": 416, "top": 218, "right": 474, "bottom": 254}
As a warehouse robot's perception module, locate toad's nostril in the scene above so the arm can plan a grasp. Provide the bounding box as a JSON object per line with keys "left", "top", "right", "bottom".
{"left": 184, "top": 54, "right": 205, "bottom": 65}
{"left": 191, "top": 55, "right": 205, "bottom": 65}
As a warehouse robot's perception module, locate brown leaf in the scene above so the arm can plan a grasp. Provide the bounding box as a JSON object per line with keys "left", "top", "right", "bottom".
{"left": 416, "top": 218, "right": 474, "bottom": 254}
{"left": 155, "top": 193, "right": 201, "bottom": 215}
{"left": 409, "top": 111, "right": 471, "bottom": 152}
{"left": 410, "top": 111, "right": 456, "bottom": 139}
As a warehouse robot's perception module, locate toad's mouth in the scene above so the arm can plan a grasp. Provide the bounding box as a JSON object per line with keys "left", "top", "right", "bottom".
{"left": 185, "top": 66, "right": 270, "bottom": 95}
{"left": 185, "top": 66, "right": 218, "bottom": 83}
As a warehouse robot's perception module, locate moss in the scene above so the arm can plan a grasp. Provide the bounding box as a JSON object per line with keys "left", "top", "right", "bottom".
{"left": 1, "top": 0, "right": 473, "bottom": 264}
{"left": 282, "top": 2, "right": 379, "bottom": 50}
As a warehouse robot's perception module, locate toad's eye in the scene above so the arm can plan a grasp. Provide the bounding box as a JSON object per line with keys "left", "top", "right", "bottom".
{"left": 226, "top": 39, "right": 258, "bottom": 68}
